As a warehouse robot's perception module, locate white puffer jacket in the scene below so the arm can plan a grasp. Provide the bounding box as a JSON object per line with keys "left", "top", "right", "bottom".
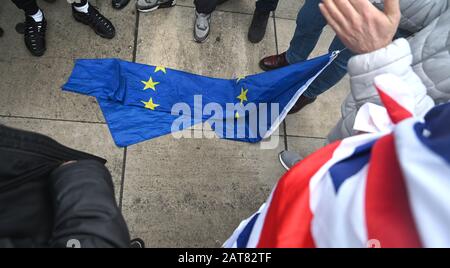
{"left": 328, "top": 0, "right": 450, "bottom": 142}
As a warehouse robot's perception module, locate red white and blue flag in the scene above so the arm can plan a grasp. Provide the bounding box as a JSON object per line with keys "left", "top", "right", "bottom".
{"left": 224, "top": 74, "right": 450, "bottom": 248}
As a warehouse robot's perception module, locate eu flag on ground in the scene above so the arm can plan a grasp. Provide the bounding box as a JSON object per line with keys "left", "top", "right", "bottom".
{"left": 62, "top": 53, "right": 336, "bottom": 147}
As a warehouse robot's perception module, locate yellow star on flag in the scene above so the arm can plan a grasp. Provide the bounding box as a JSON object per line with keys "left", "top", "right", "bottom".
{"left": 141, "top": 98, "right": 160, "bottom": 110}
{"left": 237, "top": 88, "right": 248, "bottom": 104}
{"left": 141, "top": 77, "right": 160, "bottom": 91}
{"left": 154, "top": 66, "right": 167, "bottom": 74}
{"left": 235, "top": 112, "right": 240, "bottom": 119}
{"left": 236, "top": 76, "right": 246, "bottom": 83}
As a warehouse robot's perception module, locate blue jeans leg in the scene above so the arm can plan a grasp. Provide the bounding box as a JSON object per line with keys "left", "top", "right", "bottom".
{"left": 302, "top": 37, "right": 353, "bottom": 98}
{"left": 286, "top": 0, "right": 327, "bottom": 64}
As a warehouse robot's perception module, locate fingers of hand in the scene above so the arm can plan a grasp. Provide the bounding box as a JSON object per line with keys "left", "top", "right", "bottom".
{"left": 333, "top": 0, "right": 362, "bottom": 25}
{"left": 319, "top": 3, "right": 343, "bottom": 36}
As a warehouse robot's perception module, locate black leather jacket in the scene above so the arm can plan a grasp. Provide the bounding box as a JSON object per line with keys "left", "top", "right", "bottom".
{"left": 0, "top": 125, "right": 130, "bottom": 248}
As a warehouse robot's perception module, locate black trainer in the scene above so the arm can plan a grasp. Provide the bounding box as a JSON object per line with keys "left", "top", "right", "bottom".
{"left": 72, "top": 5, "right": 115, "bottom": 39}
{"left": 112, "top": 0, "right": 130, "bottom": 10}
{"left": 24, "top": 16, "right": 47, "bottom": 57}
{"left": 248, "top": 10, "right": 270, "bottom": 44}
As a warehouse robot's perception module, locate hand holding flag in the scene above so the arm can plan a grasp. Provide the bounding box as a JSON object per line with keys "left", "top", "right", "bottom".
{"left": 319, "top": 0, "right": 401, "bottom": 54}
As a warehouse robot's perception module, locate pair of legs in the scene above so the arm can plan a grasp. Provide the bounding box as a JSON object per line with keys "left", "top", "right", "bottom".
{"left": 194, "top": 0, "right": 277, "bottom": 14}
{"left": 193, "top": 0, "right": 279, "bottom": 43}
{"left": 260, "top": 0, "right": 358, "bottom": 169}
{"left": 261, "top": 0, "right": 353, "bottom": 104}
{"left": 11, "top": 0, "right": 115, "bottom": 56}
{"left": 285, "top": 0, "right": 353, "bottom": 100}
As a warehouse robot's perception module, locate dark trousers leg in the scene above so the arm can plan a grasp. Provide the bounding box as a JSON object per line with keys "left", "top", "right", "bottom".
{"left": 11, "top": 0, "right": 39, "bottom": 15}
{"left": 255, "top": 0, "right": 279, "bottom": 13}
{"left": 194, "top": 0, "right": 218, "bottom": 14}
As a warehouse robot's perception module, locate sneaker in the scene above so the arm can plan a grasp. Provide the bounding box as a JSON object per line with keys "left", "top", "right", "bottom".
{"left": 24, "top": 16, "right": 47, "bottom": 57}
{"left": 72, "top": 5, "right": 116, "bottom": 39}
{"left": 279, "top": 151, "right": 303, "bottom": 171}
{"left": 112, "top": 0, "right": 130, "bottom": 10}
{"left": 194, "top": 11, "right": 211, "bottom": 43}
{"left": 136, "top": 0, "right": 176, "bottom": 13}
{"left": 248, "top": 10, "right": 270, "bottom": 43}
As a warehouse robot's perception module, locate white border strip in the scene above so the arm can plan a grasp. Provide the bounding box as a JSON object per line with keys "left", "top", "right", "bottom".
{"left": 263, "top": 51, "right": 341, "bottom": 139}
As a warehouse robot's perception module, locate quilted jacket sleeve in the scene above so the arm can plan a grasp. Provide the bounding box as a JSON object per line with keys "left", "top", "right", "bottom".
{"left": 370, "top": 0, "right": 449, "bottom": 33}
{"left": 327, "top": 39, "right": 435, "bottom": 142}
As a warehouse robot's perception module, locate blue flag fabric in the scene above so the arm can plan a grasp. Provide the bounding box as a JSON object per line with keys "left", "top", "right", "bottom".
{"left": 62, "top": 53, "right": 335, "bottom": 147}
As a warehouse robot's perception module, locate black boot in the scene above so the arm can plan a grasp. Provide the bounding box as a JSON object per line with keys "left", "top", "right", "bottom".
{"left": 248, "top": 10, "right": 270, "bottom": 44}
{"left": 72, "top": 5, "right": 115, "bottom": 39}
{"left": 288, "top": 95, "right": 317, "bottom": 114}
{"left": 24, "top": 16, "right": 47, "bottom": 57}
{"left": 112, "top": 0, "right": 130, "bottom": 9}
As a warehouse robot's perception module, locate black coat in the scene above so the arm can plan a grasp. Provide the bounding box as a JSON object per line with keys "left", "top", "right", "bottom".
{"left": 0, "top": 125, "right": 130, "bottom": 248}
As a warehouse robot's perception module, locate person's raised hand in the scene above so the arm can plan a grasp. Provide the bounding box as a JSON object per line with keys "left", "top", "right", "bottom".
{"left": 319, "top": 0, "right": 401, "bottom": 54}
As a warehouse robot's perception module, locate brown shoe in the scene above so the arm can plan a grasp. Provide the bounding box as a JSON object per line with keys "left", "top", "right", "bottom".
{"left": 259, "top": 52, "right": 290, "bottom": 71}
{"left": 289, "top": 95, "right": 317, "bottom": 114}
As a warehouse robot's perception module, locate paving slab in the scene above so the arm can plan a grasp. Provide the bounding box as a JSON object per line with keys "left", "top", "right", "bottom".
{"left": 275, "top": 0, "right": 304, "bottom": 20}
{"left": 0, "top": 57, "right": 105, "bottom": 122}
{"left": 286, "top": 135, "right": 326, "bottom": 158}
{"left": 135, "top": 5, "right": 276, "bottom": 77}
{"left": 121, "top": 134, "right": 285, "bottom": 247}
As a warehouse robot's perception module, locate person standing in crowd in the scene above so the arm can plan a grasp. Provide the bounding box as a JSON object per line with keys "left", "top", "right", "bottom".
{"left": 279, "top": 0, "right": 450, "bottom": 170}
{"left": 248, "top": 0, "right": 279, "bottom": 43}
{"left": 11, "top": 0, "right": 115, "bottom": 57}
{"left": 259, "top": 0, "right": 355, "bottom": 114}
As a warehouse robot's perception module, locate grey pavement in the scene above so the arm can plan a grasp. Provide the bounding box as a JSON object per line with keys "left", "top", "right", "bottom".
{"left": 0, "top": 0, "right": 349, "bottom": 247}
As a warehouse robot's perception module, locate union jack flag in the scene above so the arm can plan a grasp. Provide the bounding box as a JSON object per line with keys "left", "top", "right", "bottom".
{"left": 224, "top": 74, "right": 450, "bottom": 248}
